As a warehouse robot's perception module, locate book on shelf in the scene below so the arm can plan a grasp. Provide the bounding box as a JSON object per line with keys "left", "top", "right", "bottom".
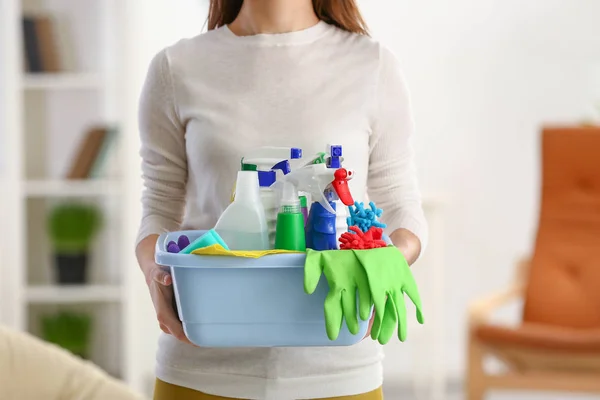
{"left": 65, "top": 126, "right": 118, "bottom": 180}
{"left": 22, "top": 14, "right": 61, "bottom": 73}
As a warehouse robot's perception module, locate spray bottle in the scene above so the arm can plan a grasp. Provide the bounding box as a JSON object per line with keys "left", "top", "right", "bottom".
{"left": 214, "top": 170, "right": 269, "bottom": 251}
{"left": 274, "top": 181, "right": 306, "bottom": 251}
{"left": 236, "top": 147, "right": 303, "bottom": 249}
{"left": 274, "top": 156, "right": 355, "bottom": 251}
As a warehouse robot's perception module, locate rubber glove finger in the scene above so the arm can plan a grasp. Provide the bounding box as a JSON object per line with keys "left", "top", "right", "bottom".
{"left": 403, "top": 275, "right": 425, "bottom": 324}
{"left": 369, "top": 293, "right": 386, "bottom": 340}
{"left": 356, "top": 269, "right": 372, "bottom": 322}
{"left": 371, "top": 307, "right": 382, "bottom": 341}
{"left": 324, "top": 291, "right": 343, "bottom": 341}
{"left": 304, "top": 250, "right": 324, "bottom": 294}
{"left": 392, "top": 290, "right": 409, "bottom": 342}
{"left": 378, "top": 296, "right": 398, "bottom": 345}
{"left": 341, "top": 289, "right": 359, "bottom": 335}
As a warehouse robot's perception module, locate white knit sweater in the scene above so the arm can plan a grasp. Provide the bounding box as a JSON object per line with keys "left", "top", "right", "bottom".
{"left": 137, "top": 20, "right": 427, "bottom": 400}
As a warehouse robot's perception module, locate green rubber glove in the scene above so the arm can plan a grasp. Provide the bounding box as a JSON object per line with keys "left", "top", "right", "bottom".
{"left": 304, "top": 249, "right": 372, "bottom": 340}
{"left": 352, "top": 246, "right": 424, "bottom": 345}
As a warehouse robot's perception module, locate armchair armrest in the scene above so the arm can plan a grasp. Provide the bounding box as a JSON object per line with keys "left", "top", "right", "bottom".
{"left": 468, "top": 283, "right": 525, "bottom": 327}
{"left": 468, "top": 257, "right": 530, "bottom": 327}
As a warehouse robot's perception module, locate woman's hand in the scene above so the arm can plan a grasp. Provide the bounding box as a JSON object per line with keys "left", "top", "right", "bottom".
{"left": 389, "top": 228, "right": 421, "bottom": 266}
{"left": 136, "top": 235, "right": 193, "bottom": 345}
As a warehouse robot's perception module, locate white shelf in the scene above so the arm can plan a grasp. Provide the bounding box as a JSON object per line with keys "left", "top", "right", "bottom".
{"left": 0, "top": 0, "right": 154, "bottom": 394}
{"left": 22, "top": 73, "right": 104, "bottom": 90}
{"left": 26, "top": 285, "right": 123, "bottom": 304}
{"left": 23, "top": 179, "right": 120, "bottom": 197}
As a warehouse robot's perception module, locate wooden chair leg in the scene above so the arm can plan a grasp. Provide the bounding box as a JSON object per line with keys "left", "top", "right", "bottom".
{"left": 467, "top": 336, "right": 487, "bottom": 400}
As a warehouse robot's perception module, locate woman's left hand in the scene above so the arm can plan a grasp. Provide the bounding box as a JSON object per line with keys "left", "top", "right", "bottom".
{"left": 390, "top": 228, "right": 421, "bottom": 266}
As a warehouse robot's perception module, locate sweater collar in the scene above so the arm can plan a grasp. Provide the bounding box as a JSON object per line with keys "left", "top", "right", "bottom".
{"left": 220, "top": 20, "right": 331, "bottom": 46}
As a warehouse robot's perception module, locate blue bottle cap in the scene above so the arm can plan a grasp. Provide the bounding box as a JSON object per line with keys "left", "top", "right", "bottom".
{"left": 291, "top": 148, "right": 302, "bottom": 159}
{"left": 329, "top": 145, "right": 342, "bottom": 157}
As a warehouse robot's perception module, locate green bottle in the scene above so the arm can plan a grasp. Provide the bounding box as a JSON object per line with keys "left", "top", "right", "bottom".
{"left": 275, "top": 181, "right": 306, "bottom": 251}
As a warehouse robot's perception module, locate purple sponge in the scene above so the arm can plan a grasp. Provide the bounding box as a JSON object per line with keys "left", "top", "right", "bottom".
{"left": 167, "top": 241, "right": 180, "bottom": 253}
{"left": 177, "top": 235, "right": 190, "bottom": 251}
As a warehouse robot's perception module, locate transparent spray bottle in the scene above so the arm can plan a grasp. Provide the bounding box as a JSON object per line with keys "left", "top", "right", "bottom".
{"left": 239, "top": 147, "right": 303, "bottom": 249}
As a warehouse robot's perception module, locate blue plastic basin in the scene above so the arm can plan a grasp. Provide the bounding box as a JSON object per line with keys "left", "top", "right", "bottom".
{"left": 155, "top": 230, "right": 371, "bottom": 347}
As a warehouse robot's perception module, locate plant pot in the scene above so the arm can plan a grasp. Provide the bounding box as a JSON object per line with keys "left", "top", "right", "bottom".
{"left": 54, "top": 253, "right": 88, "bottom": 284}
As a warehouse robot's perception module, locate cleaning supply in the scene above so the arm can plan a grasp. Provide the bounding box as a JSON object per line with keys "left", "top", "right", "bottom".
{"left": 304, "top": 249, "right": 372, "bottom": 341}
{"left": 275, "top": 163, "right": 354, "bottom": 215}
{"left": 302, "top": 144, "right": 354, "bottom": 250}
{"left": 274, "top": 181, "right": 306, "bottom": 251}
{"left": 347, "top": 201, "right": 387, "bottom": 233}
{"left": 214, "top": 171, "right": 269, "bottom": 251}
{"left": 299, "top": 194, "right": 309, "bottom": 226}
{"left": 238, "top": 147, "right": 303, "bottom": 249}
{"left": 191, "top": 244, "right": 302, "bottom": 258}
{"left": 167, "top": 241, "right": 180, "bottom": 253}
{"left": 178, "top": 234, "right": 190, "bottom": 250}
{"left": 179, "top": 229, "right": 229, "bottom": 254}
{"left": 339, "top": 226, "right": 387, "bottom": 250}
{"left": 300, "top": 143, "right": 344, "bottom": 167}
{"left": 352, "top": 246, "right": 424, "bottom": 344}
{"left": 166, "top": 234, "right": 191, "bottom": 253}
{"left": 273, "top": 161, "right": 354, "bottom": 251}
{"left": 305, "top": 167, "right": 355, "bottom": 250}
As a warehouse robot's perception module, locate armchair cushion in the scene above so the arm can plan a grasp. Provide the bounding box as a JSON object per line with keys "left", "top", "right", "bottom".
{"left": 474, "top": 322, "right": 600, "bottom": 353}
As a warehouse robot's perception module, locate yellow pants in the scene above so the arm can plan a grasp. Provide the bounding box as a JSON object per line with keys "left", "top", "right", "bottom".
{"left": 154, "top": 379, "right": 383, "bottom": 400}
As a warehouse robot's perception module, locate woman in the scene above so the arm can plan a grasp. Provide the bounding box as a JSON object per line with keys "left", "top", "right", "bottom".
{"left": 135, "top": 0, "right": 428, "bottom": 399}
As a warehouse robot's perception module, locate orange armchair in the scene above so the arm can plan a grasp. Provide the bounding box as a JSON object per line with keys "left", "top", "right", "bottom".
{"left": 466, "top": 126, "right": 600, "bottom": 400}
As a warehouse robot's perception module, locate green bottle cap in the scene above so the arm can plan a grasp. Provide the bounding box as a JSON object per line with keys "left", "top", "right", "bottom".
{"left": 300, "top": 195, "right": 307, "bottom": 208}
{"left": 241, "top": 163, "right": 257, "bottom": 171}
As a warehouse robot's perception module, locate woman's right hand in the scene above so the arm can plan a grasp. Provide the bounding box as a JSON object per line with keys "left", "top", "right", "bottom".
{"left": 137, "top": 235, "right": 193, "bottom": 345}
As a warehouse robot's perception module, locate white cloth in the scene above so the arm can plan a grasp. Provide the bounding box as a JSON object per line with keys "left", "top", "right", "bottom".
{"left": 137, "top": 20, "right": 428, "bottom": 400}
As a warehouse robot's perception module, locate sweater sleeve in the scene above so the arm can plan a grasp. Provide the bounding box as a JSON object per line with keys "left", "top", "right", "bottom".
{"left": 136, "top": 49, "right": 188, "bottom": 246}
{"left": 367, "top": 45, "right": 428, "bottom": 255}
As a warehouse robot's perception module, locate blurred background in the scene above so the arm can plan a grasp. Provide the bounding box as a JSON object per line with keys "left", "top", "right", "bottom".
{"left": 1, "top": 0, "right": 599, "bottom": 399}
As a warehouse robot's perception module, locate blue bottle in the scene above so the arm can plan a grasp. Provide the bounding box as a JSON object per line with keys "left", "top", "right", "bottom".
{"left": 305, "top": 190, "right": 338, "bottom": 251}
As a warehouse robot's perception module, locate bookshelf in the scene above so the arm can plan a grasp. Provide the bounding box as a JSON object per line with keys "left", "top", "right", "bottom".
{"left": 23, "top": 72, "right": 104, "bottom": 90}
{"left": 0, "top": 0, "right": 154, "bottom": 396}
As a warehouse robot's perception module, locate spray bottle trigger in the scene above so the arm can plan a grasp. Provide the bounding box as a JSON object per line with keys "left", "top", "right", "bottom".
{"left": 314, "top": 184, "right": 336, "bottom": 214}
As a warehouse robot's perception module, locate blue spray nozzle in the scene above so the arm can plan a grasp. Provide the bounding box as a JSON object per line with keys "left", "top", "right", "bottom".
{"left": 290, "top": 148, "right": 303, "bottom": 159}
{"left": 327, "top": 157, "right": 342, "bottom": 169}
{"left": 271, "top": 160, "right": 292, "bottom": 175}
{"left": 257, "top": 170, "right": 277, "bottom": 187}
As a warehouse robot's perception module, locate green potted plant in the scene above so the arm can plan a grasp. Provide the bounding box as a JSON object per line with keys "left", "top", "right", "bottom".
{"left": 47, "top": 202, "right": 102, "bottom": 284}
{"left": 41, "top": 311, "right": 92, "bottom": 358}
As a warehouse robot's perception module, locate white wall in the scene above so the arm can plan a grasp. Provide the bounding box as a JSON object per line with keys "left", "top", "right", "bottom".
{"left": 360, "top": 0, "right": 600, "bottom": 379}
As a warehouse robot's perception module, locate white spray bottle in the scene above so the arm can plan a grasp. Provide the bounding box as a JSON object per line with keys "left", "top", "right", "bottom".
{"left": 236, "top": 147, "right": 303, "bottom": 249}
{"left": 273, "top": 145, "right": 355, "bottom": 250}
{"left": 214, "top": 171, "right": 269, "bottom": 251}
